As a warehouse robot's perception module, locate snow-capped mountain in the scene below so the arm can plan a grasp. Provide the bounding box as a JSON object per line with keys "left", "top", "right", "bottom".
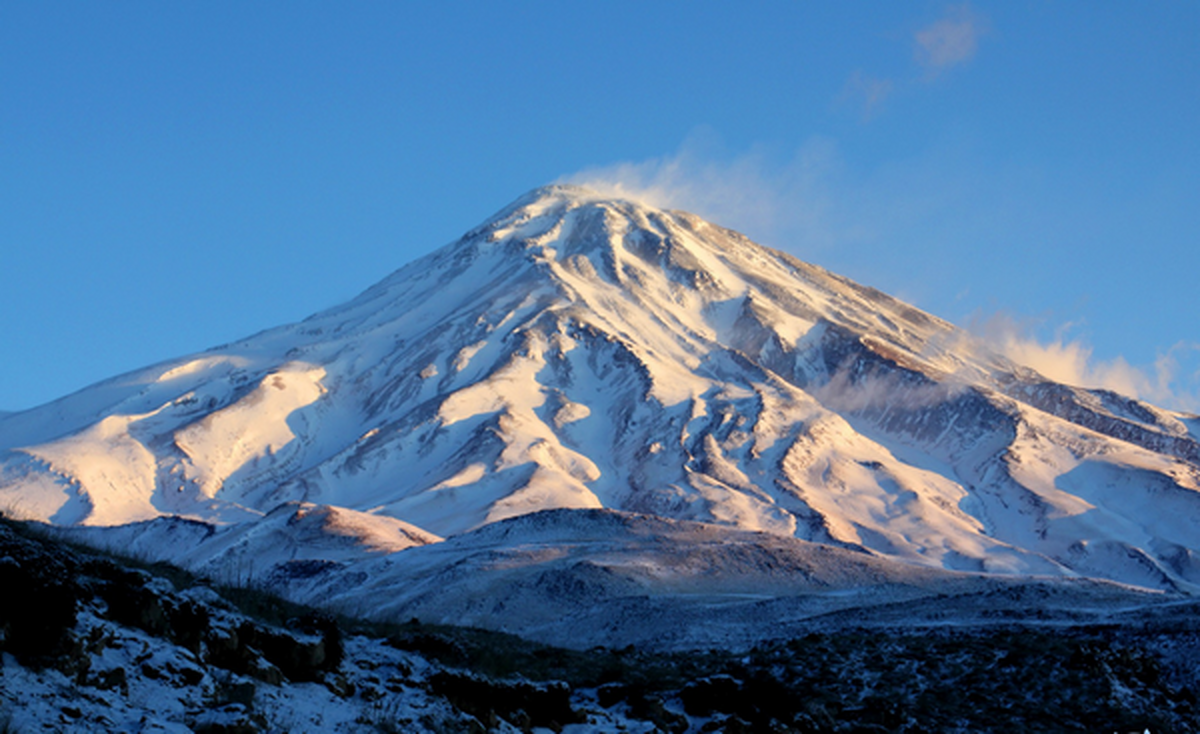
{"left": 2, "top": 185, "right": 1198, "bottom": 640}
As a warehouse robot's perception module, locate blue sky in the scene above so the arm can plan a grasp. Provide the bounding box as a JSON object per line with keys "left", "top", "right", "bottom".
{"left": 2, "top": 2, "right": 1197, "bottom": 412}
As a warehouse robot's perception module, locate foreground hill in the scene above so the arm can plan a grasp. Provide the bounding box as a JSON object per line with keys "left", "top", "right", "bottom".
{"left": 3, "top": 517, "right": 1197, "bottom": 733}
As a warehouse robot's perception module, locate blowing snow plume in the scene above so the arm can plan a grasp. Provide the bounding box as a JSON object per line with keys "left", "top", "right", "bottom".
{"left": 561, "top": 131, "right": 842, "bottom": 253}
{"left": 972, "top": 312, "right": 1200, "bottom": 413}
{"left": 810, "top": 356, "right": 966, "bottom": 414}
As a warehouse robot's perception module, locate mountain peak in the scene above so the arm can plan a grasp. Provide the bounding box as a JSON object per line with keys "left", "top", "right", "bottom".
{"left": 506, "top": 182, "right": 663, "bottom": 210}
{"left": 2, "top": 187, "right": 1199, "bottom": 599}
{"left": 476, "top": 183, "right": 643, "bottom": 236}
{"left": 513, "top": 182, "right": 605, "bottom": 204}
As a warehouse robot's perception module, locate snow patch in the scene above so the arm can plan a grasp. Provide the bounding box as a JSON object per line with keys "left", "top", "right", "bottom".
{"left": 175, "top": 363, "right": 326, "bottom": 499}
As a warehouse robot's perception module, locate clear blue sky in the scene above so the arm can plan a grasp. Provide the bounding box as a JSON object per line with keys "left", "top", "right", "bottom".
{"left": 2, "top": 2, "right": 1197, "bottom": 412}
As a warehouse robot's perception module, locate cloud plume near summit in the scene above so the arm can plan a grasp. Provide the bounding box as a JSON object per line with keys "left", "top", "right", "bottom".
{"left": 561, "top": 132, "right": 840, "bottom": 253}
{"left": 972, "top": 314, "right": 1200, "bottom": 413}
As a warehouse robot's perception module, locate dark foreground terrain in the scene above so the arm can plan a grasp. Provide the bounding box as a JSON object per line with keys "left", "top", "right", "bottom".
{"left": 1, "top": 516, "right": 1197, "bottom": 733}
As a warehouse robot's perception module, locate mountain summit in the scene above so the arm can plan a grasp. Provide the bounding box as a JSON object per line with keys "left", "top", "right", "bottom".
{"left": 2, "top": 185, "right": 1198, "bottom": 641}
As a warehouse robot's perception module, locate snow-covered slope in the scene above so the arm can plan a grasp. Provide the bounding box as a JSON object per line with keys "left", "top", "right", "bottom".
{"left": 2, "top": 185, "right": 1198, "bottom": 619}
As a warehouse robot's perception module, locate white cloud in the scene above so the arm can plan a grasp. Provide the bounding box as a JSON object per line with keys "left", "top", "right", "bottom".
{"left": 840, "top": 5, "right": 986, "bottom": 120}
{"left": 972, "top": 312, "right": 1200, "bottom": 412}
{"left": 560, "top": 130, "right": 994, "bottom": 282}
{"left": 561, "top": 129, "right": 842, "bottom": 252}
{"left": 914, "top": 4, "right": 984, "bottom": 76}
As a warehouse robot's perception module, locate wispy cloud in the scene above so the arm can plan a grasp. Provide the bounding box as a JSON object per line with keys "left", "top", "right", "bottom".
{"left": 561, "top": 129, "right": 843, "bottom": 251}
{"left": 840, "top": 72, "right": 895, "bottom": 119}
{"left": 842, "top": 4, "right": 986, "bottom": 117}
{"left": 812, "top": 358, "right": 966, "bottom": 413}
{"left": 971, "top": 312, "right": 1200, "bottom": 413}
{"left": 914, "top": 4, "right": 985, "bottom": 77}
{"left": 561, "top": 128, "right": 983, "bottom": 267}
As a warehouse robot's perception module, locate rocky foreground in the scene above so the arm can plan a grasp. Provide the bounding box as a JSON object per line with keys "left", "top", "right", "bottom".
{"left": 2, "top": 517, "right": 1198, "bottom": 733}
